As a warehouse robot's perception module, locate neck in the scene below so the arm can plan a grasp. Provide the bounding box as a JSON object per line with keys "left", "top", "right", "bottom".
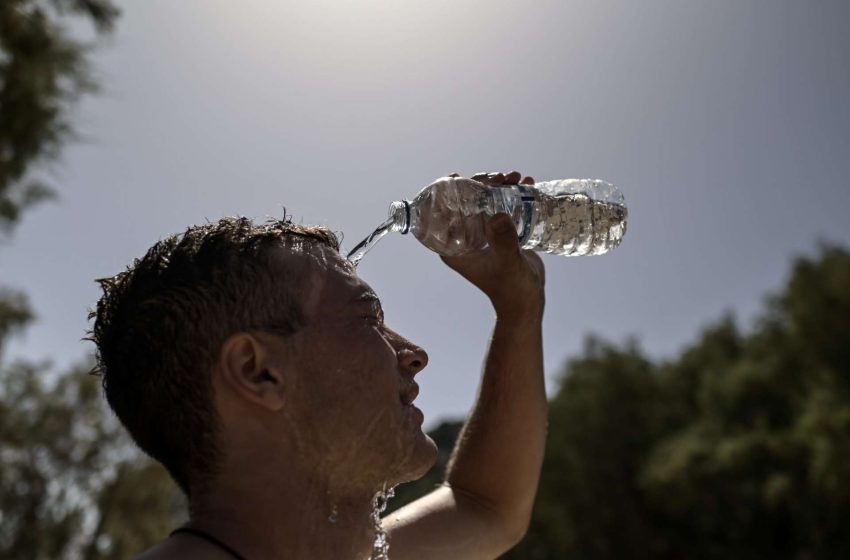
{"left": 188, "top": 450, "right": 386, "bottom": 560}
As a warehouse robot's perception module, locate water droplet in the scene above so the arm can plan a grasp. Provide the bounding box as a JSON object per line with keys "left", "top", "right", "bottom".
{"left": 369, "top": 481, "right": 396, "bottom": 560}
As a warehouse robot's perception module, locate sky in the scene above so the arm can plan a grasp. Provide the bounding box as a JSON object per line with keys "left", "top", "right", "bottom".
{"left": 3, "top": 0, "right": 850, "bottom": 429}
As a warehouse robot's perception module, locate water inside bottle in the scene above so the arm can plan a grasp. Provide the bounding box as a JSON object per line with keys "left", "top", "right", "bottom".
{"left": 347, "top": 217, "right": 396, "bottom": 267}
{"left": 525, "top": 193, "right": 627, "bottom": 256}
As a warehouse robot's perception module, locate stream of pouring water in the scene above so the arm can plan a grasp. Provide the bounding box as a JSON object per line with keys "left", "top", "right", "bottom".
{"left": 347, "top": 217, "right": 395, "bottom": 267}
{"left": 370, "top": 482, "right": 396, "bottom": 560}
{"left": 348, "top": 219, "right": 402, "bottom": 560}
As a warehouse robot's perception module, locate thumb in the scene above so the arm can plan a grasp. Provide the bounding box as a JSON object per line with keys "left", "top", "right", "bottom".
{"left": 486, "top": 214, "right": 521, "bottom": 258}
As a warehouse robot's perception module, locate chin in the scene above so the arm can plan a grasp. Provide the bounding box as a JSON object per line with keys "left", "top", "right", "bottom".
{"left": 393, "top": 432, "right": 439, "bottom": 485}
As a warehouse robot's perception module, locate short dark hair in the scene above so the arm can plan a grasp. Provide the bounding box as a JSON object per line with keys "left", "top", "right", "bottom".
{"left": 88, "top": 216, "right": 340, "bottom": 496}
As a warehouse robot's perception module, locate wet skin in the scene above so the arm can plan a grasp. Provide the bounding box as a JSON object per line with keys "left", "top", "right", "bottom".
{"left": 267, "top": 244, "right": 438, "bottom": 491}
{"left": 141, "top": 244, "right": 440, "bottom": 560}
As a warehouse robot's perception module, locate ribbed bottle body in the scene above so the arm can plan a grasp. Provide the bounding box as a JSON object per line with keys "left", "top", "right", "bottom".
{"left": 525, "top": 179, "right": 627, "bottom": 256}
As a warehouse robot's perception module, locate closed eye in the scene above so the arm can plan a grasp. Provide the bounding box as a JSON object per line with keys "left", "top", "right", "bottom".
{"left": 362, "top": 303, "right": 385, "bottom": 325}
{"left": 362, "top": 315, "right": 384, "bottom": 326}
{"left": 356, "top": 296, "right": 385, "bottom": 327}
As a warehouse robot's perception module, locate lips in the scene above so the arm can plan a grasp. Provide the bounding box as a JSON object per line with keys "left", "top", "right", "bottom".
{"left": 399, "top": 381, "right": 419, "bottom": 406}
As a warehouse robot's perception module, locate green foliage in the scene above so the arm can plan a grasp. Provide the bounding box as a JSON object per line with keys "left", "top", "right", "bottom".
{"left": 635, "top": 246, "right": 850, "bottom": 559}
{"left": 0, "top": 360, "right": 184, "bottom": 560}
{"left": 0, "top": 0, "right": 119, "bottom": 234}
{"left": 506, "top": 338, "right": 664, "bottom": 560}
{"left": 84, "top": 460, "right": 185, "bottom": 560}
{"left": 0, "top": 7, "right": 183, "bottom": 558}
{"left": 0, "top": 0, "right": 190, "bottom": 555}
{"left": 392, "top": 245, "right": 850, "bottom": 559}
{"left": 0, "top": 288, "right": 33, "bottom": 357}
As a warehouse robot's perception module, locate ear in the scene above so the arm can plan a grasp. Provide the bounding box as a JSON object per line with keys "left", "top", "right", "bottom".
{"left": 217, "top": 332, "right": 286, "bottom": 411}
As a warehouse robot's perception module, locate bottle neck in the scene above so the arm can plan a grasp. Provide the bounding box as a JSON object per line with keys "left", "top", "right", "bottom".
{"left": 515, "top": 184, "right": 537, "bottom": 245}
{"left": 388, "top": 200, "right": 411, "bottom": 234}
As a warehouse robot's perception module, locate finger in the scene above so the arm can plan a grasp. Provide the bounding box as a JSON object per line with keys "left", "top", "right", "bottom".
{"left": 472, "top": 172, "right": 498, "bottom": 186}
{"left": 440, "top": 254, "right": 456, "bottom": 267}
{"left": 520, "top": 176, "right": 535, "bottom": 185}
{"left": 504, "top": 170, "right": 522, "bottom": 184}
{"left": 522, "top": 249, "right": 546, "bottom": 284}
{"left": 440, "top": 251, "right": 486, "bottom": 274}
{"left": 473, "top": 172, "right": 501, "bottom": 186}
{"left": 485, "top": 213, "right": 522, "bottom": 259}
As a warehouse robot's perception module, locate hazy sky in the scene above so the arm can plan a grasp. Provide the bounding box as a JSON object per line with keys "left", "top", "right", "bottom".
{"left": 3, "top": 0, "right": 849, "bottom": 428}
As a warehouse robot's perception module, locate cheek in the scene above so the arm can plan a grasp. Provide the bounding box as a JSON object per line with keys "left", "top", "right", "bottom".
{"left": 296, "top": 386, "right": 404, "bottom": 474}
{"left": 295, "top": 358, "right": 397, "bottom": 432}
{"left": 287, "top": 327, "right": 402, "bottom": 436}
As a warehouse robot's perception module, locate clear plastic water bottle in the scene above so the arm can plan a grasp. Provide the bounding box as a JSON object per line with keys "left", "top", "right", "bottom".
{"left": 392, "top": 176, "right": 628, "bottom": 257}
{"left": 346, "top": 176, "right": 628, "bottom": 265}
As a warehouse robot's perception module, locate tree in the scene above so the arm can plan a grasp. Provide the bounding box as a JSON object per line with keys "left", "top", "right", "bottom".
{"left": 0, "top": 360, "right": 184, "bottom": 559}
{"left": 505, "top": 338, "right": 664, "bottom": 560}
{"left": 525, "top": 244, "right": 850, "bottom": 559}
{"left": 640, "top": 245, "right": 850, "bottom": 559}
{"left": 1, "top": 4, "right": 185, "bottom": 559}
{"left": 1, "top": 0, "right": 119, "bottom": 233}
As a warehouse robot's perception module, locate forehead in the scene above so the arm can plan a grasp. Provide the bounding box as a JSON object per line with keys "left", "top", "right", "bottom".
{"left": 270, "top": 242, "right": 378, "bottom": 319}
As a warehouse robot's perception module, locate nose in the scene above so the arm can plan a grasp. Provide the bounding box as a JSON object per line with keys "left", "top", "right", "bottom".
{"left": 385, "top": 328, "right": 429, "bottom": 375}
{"left": 397, "top": 345, "right": 428, "bottom": 376}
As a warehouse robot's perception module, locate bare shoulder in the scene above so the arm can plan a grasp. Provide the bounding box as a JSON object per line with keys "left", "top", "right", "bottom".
{"left": 134, "top": 538, "right": 184, "bottom": 560}
{"left": 134, "top": 534, "right": 233, "bottom": 560}
{"left": 134, "top": 539, "right": 176, "bottom": 560}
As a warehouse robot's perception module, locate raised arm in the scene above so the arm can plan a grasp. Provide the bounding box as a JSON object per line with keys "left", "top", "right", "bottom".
{"left": 385, "top": 172, "right": 548, "bottom": 560}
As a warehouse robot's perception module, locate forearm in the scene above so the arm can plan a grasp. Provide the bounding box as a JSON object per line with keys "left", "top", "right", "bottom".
{"left": 444, "top": 312, "right": 547, "bottom": 533}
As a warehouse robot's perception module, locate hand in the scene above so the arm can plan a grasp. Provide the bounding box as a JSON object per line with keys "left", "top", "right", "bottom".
{"left": 469, "top": 170, "right": 535, "bottom": 188}
{"left": 440, "top": 171, "right": 546, "bottom": 322}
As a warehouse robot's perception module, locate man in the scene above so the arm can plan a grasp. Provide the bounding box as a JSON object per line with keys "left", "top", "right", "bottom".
{"left": 89, "top": 171, "right": 547, "bottom": 559}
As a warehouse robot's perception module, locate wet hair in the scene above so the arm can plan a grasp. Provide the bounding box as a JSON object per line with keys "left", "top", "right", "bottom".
{"left": 88, "top": 216, "right": 340, "bottom": 496}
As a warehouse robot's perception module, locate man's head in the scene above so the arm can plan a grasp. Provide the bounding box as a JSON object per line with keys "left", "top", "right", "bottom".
{"left": 89, "top": 216, "right": 436, "bottom": 498}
